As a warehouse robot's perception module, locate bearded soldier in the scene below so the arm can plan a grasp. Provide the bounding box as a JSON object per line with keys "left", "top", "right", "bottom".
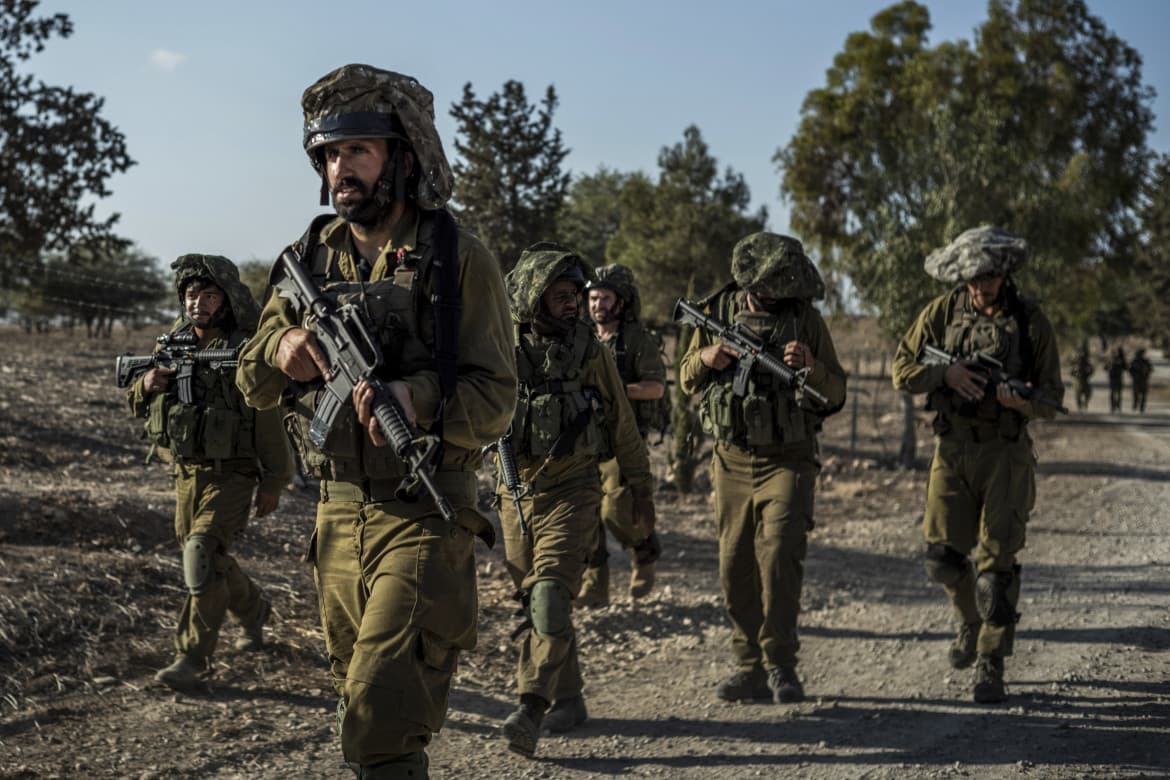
{"left": 127, "top": 254, "right": 291, "bottom": 692}
{"left": 680, "top": 233, "right": 846, "bottom": 705}
{"left": 236, "top": 64, "right": 516, "bottom": 779}
{"left": 578, "top": 263, "right": 666, "bottom": 606}
{"left": 892, "top": 226, "right": 1064, "bottom": 704}
{"left": 497, "top": 244, "right": 655, "bottom": 757}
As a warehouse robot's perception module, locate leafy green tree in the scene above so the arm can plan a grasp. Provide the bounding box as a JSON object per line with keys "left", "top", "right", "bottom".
{"left": 449, "top": 80, "right": 570, "bottom": 272}
{"left": 0, "top": 2, "right": 135, "bottom": 289}
{"left": 558, "top": 166, "right": 638, "bottom": 266}
{"left": 776, "top": 0, "right": 1153, "bottom": 465}
{"left": 1129, "top": 154, "right": 1170, "bottom": 345}
{"left": 237, "top": 258, "right": 271, "bottom": 309}
{"left": 608, "top": 125, "right": 767, "bottom": 321}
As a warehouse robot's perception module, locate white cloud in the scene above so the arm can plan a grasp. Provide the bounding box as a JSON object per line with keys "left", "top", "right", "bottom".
{"left": 149, "top": 49, "right": 187, "bottom": 73}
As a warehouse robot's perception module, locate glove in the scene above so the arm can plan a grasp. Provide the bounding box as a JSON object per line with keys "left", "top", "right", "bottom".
{"left": 632, "top": 494, "right": 657, "bottom": 537}
{"left": 633, "top": 530, "right": 661, "bottom": 566}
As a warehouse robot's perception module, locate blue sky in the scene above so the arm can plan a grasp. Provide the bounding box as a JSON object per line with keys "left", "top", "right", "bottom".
{"left": 23, "top": 0, "right": 1170, "bottom": 269}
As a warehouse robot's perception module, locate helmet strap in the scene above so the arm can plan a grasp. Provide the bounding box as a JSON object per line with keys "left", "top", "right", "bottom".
{"left": 319, "top": 174, "right": 329, "bottom": 206}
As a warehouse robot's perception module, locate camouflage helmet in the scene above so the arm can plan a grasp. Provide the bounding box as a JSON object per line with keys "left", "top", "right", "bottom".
{"left": 171, "top": 254, "right": 260, "bottom": 333}
{"left": 731, "top": 232, "right": 825, "bottom": 301}
{"left": 924, "top": 226, "right": 1028, "bottom": 283}
{"left": 505, "top": 241, "right": 596, "bottom": 323}
{"left": 301, "top": 64, "right": 453, "bottom": 209}
{"left": 588, "top": 263, "right": 641, "bottom": 320}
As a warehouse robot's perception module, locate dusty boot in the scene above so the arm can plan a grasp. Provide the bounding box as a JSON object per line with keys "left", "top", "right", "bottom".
{"left": 716, "top": 668, "right": 771, "bottom": 702}
{"left": 543, "top": 695, "right": 588, "bottom": 733}
{"left": 949, "top": 620, "right": 980, "bottom": 670}
{"left": 501, "top": 694, "right": 546, "bottom": 758}
{"left": 154, "top": 657, "right": 205, "bottom": 693}
{"left": 577, "top": 564, "right": 610, "bottom": 608}
{"left": 629, "top": 560, "right": 655, "bottom": 600}
{"left": 973, "top": 654, "right": 1007, "bottom": 703}
{"left": 234, "top": 594, "right": 272, "bottom": 651}
{"left": 768, "top": 666, "right": 805, "bottom": 704}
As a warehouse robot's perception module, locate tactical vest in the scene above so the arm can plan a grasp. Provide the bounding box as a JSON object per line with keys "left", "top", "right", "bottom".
{"left": 608, "top": 321, "right": 669, "bottom": 438}
{"left": 699, "top": 292, "right": 814, "bottom": 450}
{"left": 512, "top": 319, "right": 608, "bottom": 461}
{"left": 283, "top": 211, "right": 457, "bottom": 481}
{"left": 145, "top": 326, "right": 257, "bottom": 463}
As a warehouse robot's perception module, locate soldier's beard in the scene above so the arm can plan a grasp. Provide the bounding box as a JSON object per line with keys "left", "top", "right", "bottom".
{"left": 591, "top": 306, "right": 618, "bottom": 324}
{"left": 332, "top": 173, "right": 396, "bottom": 227}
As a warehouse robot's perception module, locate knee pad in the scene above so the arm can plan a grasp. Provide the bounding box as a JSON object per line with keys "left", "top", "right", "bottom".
{"left": 529, "top": 580, "right": 572, "bottom": 638}
{"left": 924, "top": 543, "right": 970, "bottom": 586}
{"left": 183, "top": 534, "right": 216, "bottom": 595}
{"left": 976, "top": 566, "right": 1021, "bottom": 626}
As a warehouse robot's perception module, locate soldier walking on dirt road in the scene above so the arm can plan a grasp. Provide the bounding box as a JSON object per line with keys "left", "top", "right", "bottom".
{"left": 1107, "top": 347, "right": 1127, "bottom": 413}
{"left": 236, "top": 64, "right": 516, "bottom": 779}
{"left": 679, "top": 233, "right": 846, "bottom": 705}
{"left": 893, "top": 226, "right": 1065, "bottom": 704}
{"left": 1128, "top": 348, "right": 1153, "bottom": 414}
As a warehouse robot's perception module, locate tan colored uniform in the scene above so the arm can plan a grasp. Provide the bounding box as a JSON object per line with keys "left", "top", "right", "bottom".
{"left": 680, "top": 289, "right": 845, "bottom": 672}
{"left": 498, "top": 319, "right": 651, "bottom": 703}
{"left": 236, "top": 208, "right": 516, "bottom": 766}
{"left": 892, "top": 285, "right": 1062, "bottom": 656}
{"left": 128, "top": 328, "right": 291, "bottom": 665}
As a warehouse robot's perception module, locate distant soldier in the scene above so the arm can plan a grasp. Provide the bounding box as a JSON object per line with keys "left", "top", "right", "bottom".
{"left": 893, "top": 227, "right": 1064, "bottom": 704}
{"left": 1129, "top": 348, "right": 1153, "bottom": 413}
{"left": 578, "top": 263, "right": 666, "bottom": 606}
{"left": 127, "top": 254, "right": 292, "bottom": 692}
{"left": 1071, "top": 342, "right": 1093, "bottom": 412}
{"left": 497, "top": 243, "right": 655, "bottom": 757}
{"left": 1107, "top": 347, "right": 1127, "bottom": 413}
{"left": 680, "top": 233, "right": 846, "bottom": 705}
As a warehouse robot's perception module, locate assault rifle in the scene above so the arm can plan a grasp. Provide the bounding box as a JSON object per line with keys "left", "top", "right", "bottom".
{"left": 490, "top": 428, "right": 529, "bottom": 536}
{"left": 918, "top": 344, "right": 1068, "bottom": 414}
{"left": 273, "top": 245, "right": 457, "bottom": 524}
{"left": 672, "top": 298, "right": 829, "bottom": 406}
{"left": 115, "top": 331, "right": 241, "bottom": 404}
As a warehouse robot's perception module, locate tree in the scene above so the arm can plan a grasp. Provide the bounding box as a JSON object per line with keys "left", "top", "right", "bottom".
{"left": 608, "top": 125, "right": 767, "bottom": 322}
{"left": 0, "top": 2, "right": 135, "bottom": 289}
{"left": 558, "top": 166, "right": 636, "bottom": 266}
{"left": 776, "top": 0, "right": 1153, "bottom": 465}
{"left": 237, "top": 258, "right": 272, "bottom": 308}
{"left": 449, "top": 80, "right": 570, "bottom": 272}
{"left": 1129, "top": 154, "right": 1170, "bottom": 346}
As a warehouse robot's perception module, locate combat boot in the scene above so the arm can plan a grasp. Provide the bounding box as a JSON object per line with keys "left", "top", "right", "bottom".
{"left": 949, "top": 620, "right": 980, "bottom": 670}
{"left": 501, "top": 694, "right": 547, "bottom": 758}
{"left": 154, "top": 657, "right": 205, "bottom": 693}
{"left": 768, "top": 666, "right": 805, "bottom": 704}
{"left": 973, "top": 654, "right": 1006, "bottom": 703}
{"left": 577, "top": 564, "right": 610, "bottom": 608}
{"left": 716, "top": 668, "right": 771, "bottom": 702}
{"left": 234, "top": 594, "right": 271, "bottom": 651}
{"left": 629, "top": 560, "right": 655, "bottom": 599}
{"left": 543, "top": 695, "right": 588, "bottom": 733}
{"left": 356, "top": 751, "right": 428, "bottom": 779}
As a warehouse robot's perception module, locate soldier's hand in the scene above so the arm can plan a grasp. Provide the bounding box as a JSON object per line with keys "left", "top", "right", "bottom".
{"left": 354, "top": 379, "right": 416, "bottom": 447}
{"left": 142, "top": 366, "right": 175, "bottom": 393}
{"left": 253, "top": 489, "right": 280, "bottom": 517}
{"left": 632, "top": 494, "right": 657, "bottom": 535}
{"left": 700, "top": 343, "right": 740, "bottom": 370}
{"left": 783, "top": 341, "right": 815, "bottom": 371}
{"left": 275, "top": 328, "right": 332, "bottom": 382}
{"left": 996, "top": 381, "right": 1029, "bottom": 411}
{"left": 633, "top": 530, "right": 661, "bottom": 565}
{"left": 944, "top": 361, "right": 987, "bottom": 402}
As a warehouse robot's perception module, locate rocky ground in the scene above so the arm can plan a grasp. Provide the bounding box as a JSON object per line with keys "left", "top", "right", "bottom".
{"left": 1, "top": 326, "right": 1167, "bottom": 779}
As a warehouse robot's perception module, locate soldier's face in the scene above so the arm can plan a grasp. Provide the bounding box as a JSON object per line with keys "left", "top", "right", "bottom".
{"left": 543, "top": 280, "right": 581, "bottom": 322}
{"left": 967, "top": 273, "right": 1004, "bottom": 310}
{"left": 588, "top": 288, "right": 621, "bottom": 324}
{"left": 184, "top": 283, "right": 225, "bottom": 326}
{"left": 323, "top": 138, "right": 411, "bottom": 224}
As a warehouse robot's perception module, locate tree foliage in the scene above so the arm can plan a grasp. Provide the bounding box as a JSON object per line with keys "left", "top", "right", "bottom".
{"left": 776, "top": 0, "right": 1154, "bottom": 342}
{"left": 608, "top": 126, "right": 767, "bottom": 321}
{"left": 558, "top": 166, "right": 636, "bottom": 266}
{"left": 0, "top": 1, "right": 135, "bottom": 287}
{"left": 1129, "top": 154, "right": 1170, "bottom": 346}
{"left": 449, "top": 80, "right": 570, "bottom": 272}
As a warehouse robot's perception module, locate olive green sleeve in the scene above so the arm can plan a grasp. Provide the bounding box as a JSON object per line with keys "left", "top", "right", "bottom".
{"left": 126, "top": 376, "right": 152, "bottom": 419}
{"left": 679, "top": 323, "right": 715, "bottom": 396}
{"left": 594, "top": 347, "right": 652, "bottom": 496}
{"left": 253, "top": 406, "right": 293, "bottom": 494}
{"left": 891, "top": 295, "right": 951, "bottom": 395}
{"left": 235, "top": 286, "right": 298, "bottom": 412}
{"left": 401, "top": 230, "right": 518, "bottom": 449}
{"left": 630, "top": 326, "right": 667, "bottom": 384}
{"left": 1019, "top": 306, "right": 1064, "bottom": 421}
{"left": 802, "top": 310, "right": 847, "bottom": 412}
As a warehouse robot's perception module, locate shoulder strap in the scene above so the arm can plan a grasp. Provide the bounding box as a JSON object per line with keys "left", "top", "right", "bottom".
{"left": 615, "top": 323, "right": 632, "bottom": 383}
{"left": 427, "top": 209, "right": 461, "bottom": 408}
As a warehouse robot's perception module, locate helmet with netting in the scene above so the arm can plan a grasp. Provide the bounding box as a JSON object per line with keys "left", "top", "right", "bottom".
{"left": 505, "top": 242, "right": 596, "bottom": 323}
{"left": 588, "top": 263, "right": 641, "bottom": 320}
{"left": 924, "top": 226, "right": 1028, "bottom": 283}
{"left": 731, "top": 232, "right": 825, "bottom": 301}
{"left": 171, "top": 254, "right": 260, "bottom": 333}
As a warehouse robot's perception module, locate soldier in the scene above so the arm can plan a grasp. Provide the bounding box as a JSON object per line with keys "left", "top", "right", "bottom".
{"left": 127, "top": 254, "right": 292, "bottom": 692}
{"left": 1107, "top": 347, "right": 1127, "bottom": 413}
{"left": 578, "top": 263, "right": 666, "bottom": 606}
{"left": 496, "top": 244, "right": 655, "bottom": 757}
{"left": 235, "top": 65, "right": 516, "bottom": 779}
{"left": 1128, "top": 348, "right": 1153, "bottom": 413}
{"left": 1071, "top": 341, "right": 1093, "bottom": 412}
{"left": 679, "top": 233, "right": 846, "bottom": 705}
{"left": 892, "top": 226, "right": 1064, "bottom": 704}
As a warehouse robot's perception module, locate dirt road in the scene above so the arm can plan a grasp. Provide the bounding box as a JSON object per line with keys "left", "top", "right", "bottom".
{"left": 1, "top": 331, "right": 1167, "bottom": 779}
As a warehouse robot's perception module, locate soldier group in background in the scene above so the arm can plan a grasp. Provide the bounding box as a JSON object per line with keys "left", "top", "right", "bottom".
{"left": 112, "top": 61, "right": 1096, "bottom": 779}
{"left": 1072, "top": 342, "right": 1093, "bottom": 412}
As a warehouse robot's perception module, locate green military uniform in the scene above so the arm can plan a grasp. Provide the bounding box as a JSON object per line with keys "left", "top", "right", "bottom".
{"left": 1107, "top": 348, "right": 1127, "bottom": 413}
{"left": 234, "top": 65, "right": 516, "bottom": 777}
{"left": 497, "top": 245, "right": 653, "bottom": 757}
{"left": 892, "top": 226, "right": 1063, "bottom": 703}
{"left": 1128, "top": 349, "right": 1152, "bottom": 413}
{"left": 679, "top": 233, "right": 846, "bottom": 704}
{"left": 127, "top": 254, "right": 291, "bottom": 677}
{"left": 1071, "top": 345, "right": 1093, "bottom": 412}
